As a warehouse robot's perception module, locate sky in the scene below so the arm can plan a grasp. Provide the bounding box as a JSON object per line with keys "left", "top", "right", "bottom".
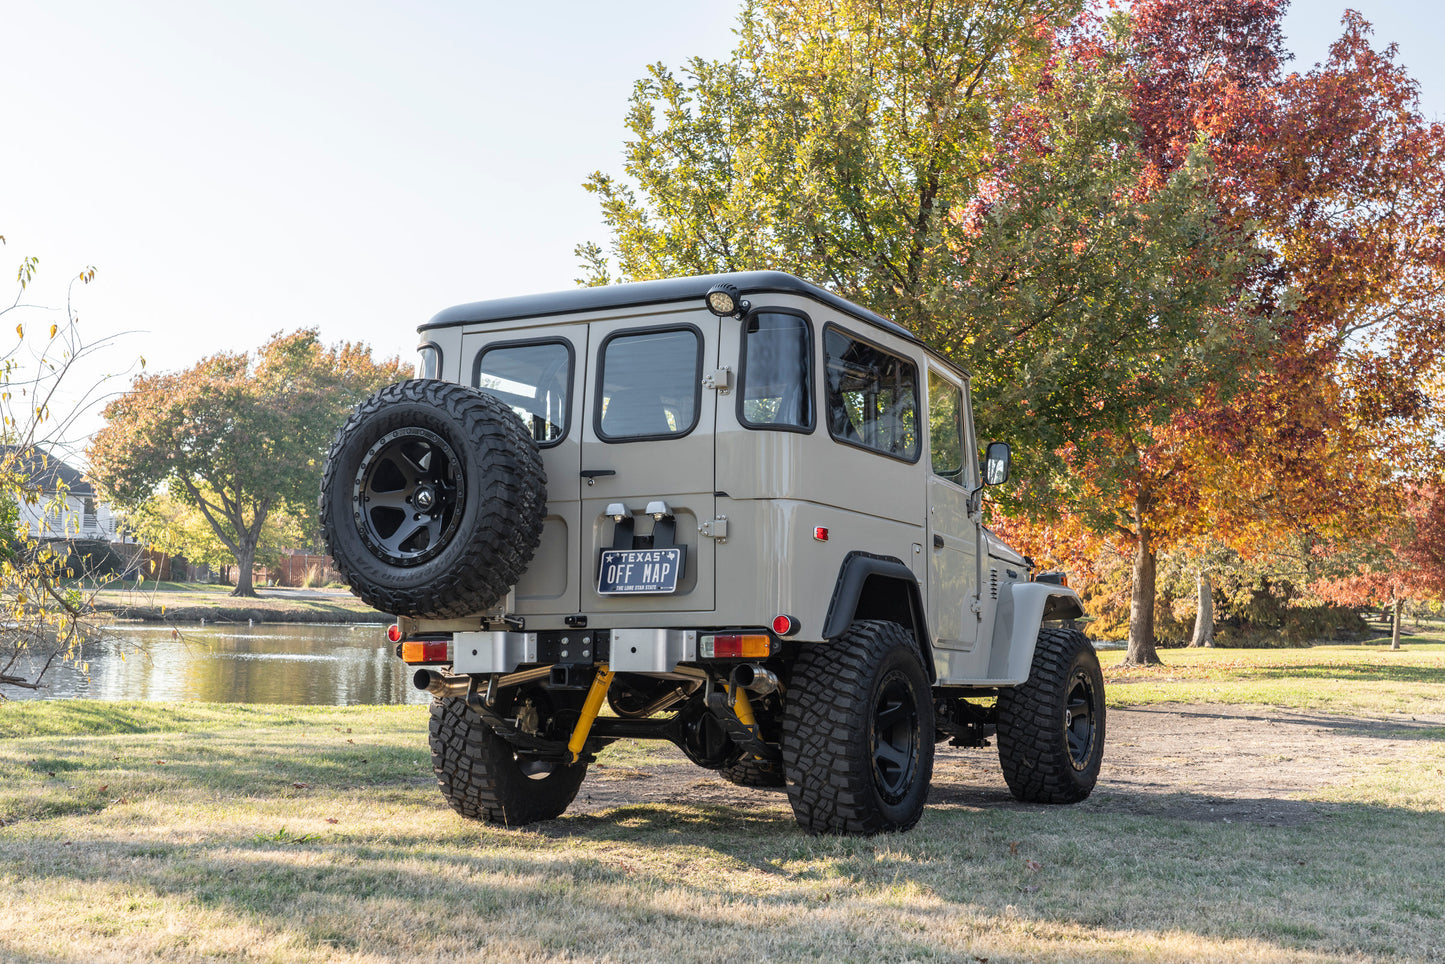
{"left": 1, "top": 0, "right": 1440, "bottom": 459}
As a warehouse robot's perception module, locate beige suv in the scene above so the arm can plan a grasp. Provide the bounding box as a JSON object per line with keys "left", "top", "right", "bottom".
{"left": 320, "top": 271, "right": 1103, "bottom": 835}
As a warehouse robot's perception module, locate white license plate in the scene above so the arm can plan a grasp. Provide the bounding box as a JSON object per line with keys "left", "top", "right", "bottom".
{"left": 597, "top": 548, "right": 685, "bottom": 595}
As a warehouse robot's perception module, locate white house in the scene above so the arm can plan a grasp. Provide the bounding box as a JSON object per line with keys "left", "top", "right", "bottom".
{"left": 2, "top": 446, "right": 125, "bottom": 542}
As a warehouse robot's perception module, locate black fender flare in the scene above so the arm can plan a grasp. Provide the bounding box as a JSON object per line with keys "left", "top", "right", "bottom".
{"left": 821, "top": 550, "right": 935, "bottom": 682}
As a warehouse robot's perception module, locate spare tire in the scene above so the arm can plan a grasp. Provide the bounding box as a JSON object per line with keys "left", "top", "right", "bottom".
{"left": 320, "top": 379, "right": 546, "bottom": 619}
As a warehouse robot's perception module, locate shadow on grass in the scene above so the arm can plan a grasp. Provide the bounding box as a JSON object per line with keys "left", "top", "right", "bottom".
{"left": 1233, "top": 662, "right": 1445, "bottom": 685}
{"left": 6, "top": 785, "right": 1445, "bottom": 964}
{"left": 1125, "top": 704, "right": 1445, "bottom": 741}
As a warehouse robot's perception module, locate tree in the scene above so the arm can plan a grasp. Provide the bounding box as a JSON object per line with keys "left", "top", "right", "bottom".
{"left": 582, "top": 0, "right": 1076, "bottom": 324}
{"left": 0, "top": 236, "right": 135, "bottom": 694}
{"left": 88, "top": 331, "right": 407, "bottom": 596}
{"left": 584, "top": 0, "right": 1258, "bottom": 484}
{"left": 1310, "top": 485, "right": 1445, "bottom": 650}
{"left": 1002, "top": 2, "right": 1445, "bottom": 665}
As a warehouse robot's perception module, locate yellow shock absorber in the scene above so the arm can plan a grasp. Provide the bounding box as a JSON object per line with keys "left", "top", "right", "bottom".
{"left": 730, "top": 683, "right": 758, "bottom": 734}
{"left": 567, "top": 664, "right": 615, "bottom": 763}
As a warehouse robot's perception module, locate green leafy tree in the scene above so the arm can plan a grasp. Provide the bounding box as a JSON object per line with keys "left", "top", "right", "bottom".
{"left": 88, "top": 331, "right": 408, "bottom": 597}
{"left": 581, "top": 0, "right": 1079, "bottom": 329}
{"left": 583, "top": 0, "right": 1256, "bottom": 463}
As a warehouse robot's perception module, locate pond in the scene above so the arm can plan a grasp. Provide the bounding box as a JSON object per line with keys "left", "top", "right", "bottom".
{"left": 5, "top": 623, "right": 430, "bottom": 706}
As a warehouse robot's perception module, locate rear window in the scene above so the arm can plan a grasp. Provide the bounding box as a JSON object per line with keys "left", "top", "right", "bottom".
{"left": 596, "top": 326, "right": 702, "bottom": 440}
{"left": 739, "top": 311, "right": 813, "bottom": 432}
{"left": 823, "top": 327, "right": 919, "bottom": 461}
{"left": 474, "top": 340, "right": 572, "bottom": 446}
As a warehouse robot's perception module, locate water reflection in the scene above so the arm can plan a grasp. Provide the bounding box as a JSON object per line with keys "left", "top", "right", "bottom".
{"left": 6, "top": 623, "right": 430, "bottom": 706}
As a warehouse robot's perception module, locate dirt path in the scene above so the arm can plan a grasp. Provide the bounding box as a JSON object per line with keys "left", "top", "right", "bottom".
{"left": 573, "top": 704, "right": 1444, "bottom": 826}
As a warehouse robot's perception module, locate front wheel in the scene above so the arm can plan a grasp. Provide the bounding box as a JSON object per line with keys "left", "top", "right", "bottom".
{"left": 996, "top": 628, "right": 1105, "bottom": 803}
{"left": 782, "top": 621, "right": 934, "bottom": 834}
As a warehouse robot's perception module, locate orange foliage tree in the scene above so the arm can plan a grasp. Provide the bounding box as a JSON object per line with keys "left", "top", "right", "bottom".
{"left": 1309, "top": 485, "right": 1445, "bottom": 650}
{"left": 1003, "top": 2, "right": 1445, "bottom": 664}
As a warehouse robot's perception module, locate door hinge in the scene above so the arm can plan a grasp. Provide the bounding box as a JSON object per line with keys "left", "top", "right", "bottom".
{"left": 703, "top": 368, "right": 733, "bottom": 394}
{"left": 698, "top": 516, "right": 729, "bottom": 543}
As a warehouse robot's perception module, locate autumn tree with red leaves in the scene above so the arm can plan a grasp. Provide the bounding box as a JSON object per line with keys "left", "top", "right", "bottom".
{"left": 1005, "top": 1, "right": 1445, "bottom": 665}
{"left": 1310, "top": 486, "right": 1445, "bottom": 649}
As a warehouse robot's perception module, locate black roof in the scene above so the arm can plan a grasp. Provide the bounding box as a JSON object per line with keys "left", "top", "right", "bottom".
{"left": 0, "top": 445, "right": 94, "bottom": 496}
{"left": 419, "top": 271, "right": 918, "bottom": 343}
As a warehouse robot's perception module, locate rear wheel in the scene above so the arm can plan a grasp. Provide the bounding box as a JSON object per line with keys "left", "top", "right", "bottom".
{"left": 429, "top": 696, "right": 587, "bottom": 826}
{"left": 996, "top": 628, "right": 1105, "bottom": 803}
{"left": 782, "top": 621, "right": 934, "bottom": 834}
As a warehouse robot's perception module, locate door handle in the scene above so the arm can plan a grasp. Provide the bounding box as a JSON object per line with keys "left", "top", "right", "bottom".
{"left": 933, "top": 534, "right": 945, "bottom": 549}
{"left": 580, "top": 469, "right": 616, "bottom": 478}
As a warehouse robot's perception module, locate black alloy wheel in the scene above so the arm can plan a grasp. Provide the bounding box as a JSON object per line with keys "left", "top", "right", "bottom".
{"left": 354, "top": 427, "right": 463, "bottom": 566}
{"left": 1064, "top": 668, "right": 1099, "bottom": 770}
{"left": 870, "top": 670, "right": 922, "bottom": 805}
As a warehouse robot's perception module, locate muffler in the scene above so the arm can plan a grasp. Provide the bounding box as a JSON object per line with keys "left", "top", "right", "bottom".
{"left": 414, "top": 669, "right": 472, "bottom": 698}
{"left": 729, "top": 663, "right": 779, "bottom": 696}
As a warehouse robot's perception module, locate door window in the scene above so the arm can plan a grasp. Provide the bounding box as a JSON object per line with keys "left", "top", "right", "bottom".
{"left": 596, "top": 326, "right": 702, "bottom": 441}
{"left": 474, "top": 340, "right": 573, "bottom": 446}
{"left": 739, "top": 311, "right": 813, "bottom": 431}
{"left": 929, "top": 370, "right": 964, "bottom": 486}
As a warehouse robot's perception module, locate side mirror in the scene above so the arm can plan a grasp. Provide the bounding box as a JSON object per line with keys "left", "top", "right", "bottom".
{"left": 984, "top": 441, "right": 1011, "bottom": 486}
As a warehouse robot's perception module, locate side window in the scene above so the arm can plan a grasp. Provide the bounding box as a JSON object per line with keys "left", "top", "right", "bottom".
{"left": 823, "top": 327, "right": 920, "bottom": 461}
{"left": 928, "top": 370, "right": 964, "bottom": 486}
{"left": 475, "top": 340, "right": 572, "bottom": 446}
{"left": 739, "top": 311, "right": 813, "bottom": 431}
{"left": 597, "top": 327, "right": 701, "bottom": 440}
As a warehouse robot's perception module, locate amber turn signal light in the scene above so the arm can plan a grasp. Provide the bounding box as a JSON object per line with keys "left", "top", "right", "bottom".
{"left": 699, "top": 634, "right": 771, "bottom": 659}
{"left": 400, "top": 640, "right": 452, "bottom": 664}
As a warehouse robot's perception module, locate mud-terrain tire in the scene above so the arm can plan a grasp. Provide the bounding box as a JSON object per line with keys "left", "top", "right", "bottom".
{"left": 428, "top": 696, "right": 587, "bottom": 826}
{"left": 320, "top": 379, "right": 545, "bottom": 619}
{"left": 782, "top": 620, "right": 934, "bottom": 834}
{"left": 719, "top": 756, "right": 786, "bottom": 789}
{"left": 996, "top": 628, "right": 1105, "bottom": 803}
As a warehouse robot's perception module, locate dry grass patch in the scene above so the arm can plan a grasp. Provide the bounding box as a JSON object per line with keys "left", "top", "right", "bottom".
{"left": 2, "top": 639, "right": 1444, "bottom": 963}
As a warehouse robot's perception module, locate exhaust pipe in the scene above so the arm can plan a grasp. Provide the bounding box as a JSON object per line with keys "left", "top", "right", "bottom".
{"left": 414, "top": 669, "right": 472, "bottom": 699}
{"left": 730, "top": 663, "right": 779, "bottom": 696}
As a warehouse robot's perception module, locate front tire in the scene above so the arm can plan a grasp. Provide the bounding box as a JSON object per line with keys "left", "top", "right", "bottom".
{"left": 996, "top": 628, "right": 1105, "bottom": 803}
{"left": 782, "top": 621, "right": 934, "bottom": 834}
{"left": 429, "top": 697, "right": 587, "bottom": 826}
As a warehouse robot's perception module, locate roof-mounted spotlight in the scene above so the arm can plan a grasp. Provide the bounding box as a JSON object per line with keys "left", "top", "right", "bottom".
{"left": 704, "top": 282, "right": 750, "bottom": 318}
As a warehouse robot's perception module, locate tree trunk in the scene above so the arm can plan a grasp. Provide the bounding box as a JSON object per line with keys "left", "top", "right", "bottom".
{"left": 231, "top": 538, "right": 260, "bottom": 598}
{"left": 1189, "top": 570, "right": 1214, "bottom": 648}
{"left": 1124, "top": 528, "right": 1162, "bottom": 666}
{"left": 1391, "top": 596, "right": 1402, "bottom": 651}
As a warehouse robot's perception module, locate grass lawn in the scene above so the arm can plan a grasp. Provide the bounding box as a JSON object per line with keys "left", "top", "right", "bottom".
{"left": 1101, "top": 632, "right": 1445, "bottom": 716}
{"left": 84, "top": 580, "right": 384, "bottom": 622}
{"left": 1, "top": 644, "right": 1443, "bottom": 962}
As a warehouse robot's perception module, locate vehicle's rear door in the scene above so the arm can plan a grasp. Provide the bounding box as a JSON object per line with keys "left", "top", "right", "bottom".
{"left": 463, "top": 326, "right": 585, "bottom": 617}
{"left": 578, "top": 310, "right": 718, "bottom": 616}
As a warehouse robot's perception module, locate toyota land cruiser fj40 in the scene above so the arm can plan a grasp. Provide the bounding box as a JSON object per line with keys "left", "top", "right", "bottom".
{"left": 320, "top": 271, "right": 1104, "bottom": 835}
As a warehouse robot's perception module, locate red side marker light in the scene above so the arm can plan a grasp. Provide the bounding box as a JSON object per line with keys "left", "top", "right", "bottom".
{"left": 386, "top": 624, "right": 403, "bottom": 643}
{"left": 772, "top": 614, "right": 799, "bottom": 636}
{"left": 813, "top": 527, "right": 829, "bottom": 542}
